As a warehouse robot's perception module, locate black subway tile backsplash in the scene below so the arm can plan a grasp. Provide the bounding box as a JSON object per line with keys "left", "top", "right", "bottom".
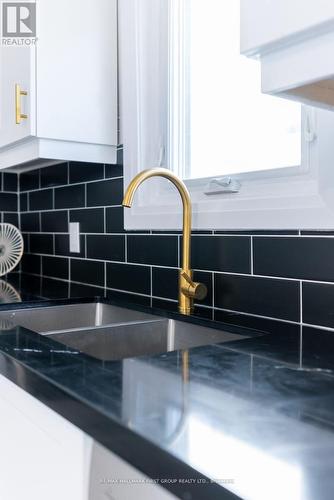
{"left": 87, "top": 178, "right": 123, "bottom": 207}
{"left": 106, "top": 206, "right": 124, "bottom": 233}
{"left": 42, "top": 256, "right": 69, "bottom": 280}
{"left": 105, "top": 164, "right": 123, "bottom": 178}
{"left": 254, "top": 237, "right": 334, "bottom": 282}
{"left": 3, "top": 173, "right": 18, "bottom": 192}
{"left": 71, "top": 258, "right": 104, "bottom": 287}
{"left": 106, "top": 288, "right": 151, "bottom": 306}
{"left": 151, "top": 298, "right": 178, "bottom": 313}
{"left": 69, "top": 161, "right": 104, "bottom": 184}
{"left": 0, "top": 193, "right": 17, "bottom": 212}
{"left": 192, "top": 236, "right": 251, "bottom": 273}
{"left": 215, "top": 274, "right": 300, "bottom": 322}
{"left": 41, "top": 210, "right": 68, "bottom": 233}
{"left": 21, "top": 254, "right": 41, "bottom": 275}
{"left": 70, "top": 282, "right": 105, "bottom": 299}
{"left": 40, "top": 163, "right": 68, "bottom": 188}
{"left": 20, "top": 273, "right": 41, "bottom": 296}
{"left": 21, "top": 212, "right": 40, "bottom": 232}
{"left": 302, "top": 282, "right": 334, "bottom": 329}
{"left": 70, "top": 208, "right": 104, "bottom": 233}
{"left": 3, "top": 213, "right": 19, "bottom": 226}
{"left": 41, "top": 277, "right": 69, "bottom": 299}
{"left": 55, "top": 185, "right": 85, "bottom": 209}
{"left": 20, "top": 169, "right": 40, "bottom": 192}
{"left": 86, "top": 235, "right": 125, "bottom": 262}
{"left": 127, "top": 235, "right": 178, "bottom": 267}
{"left": 107, "top": 262, "right": 151, "bottom": 295}
{"left": 22, "top": 233, "right": 29, "bottom": 253}
{"left": 152, "top": 267, "right": 178, "bottom": 300}
{"left": 29, "top": 189, "right": 53, "bottom": 211}
{"left": 30, "top": 234, "right": 54, "bottom": 255}
{"left": 0, "top": 162, "right": 332, "bottom": 333}
{"left": 20, "top": 192, "right": 28, "bottom": 212}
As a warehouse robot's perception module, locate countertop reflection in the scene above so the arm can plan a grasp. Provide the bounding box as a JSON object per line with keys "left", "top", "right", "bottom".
{"left": 0, "top": 292, "right": 333, "bottom": 499}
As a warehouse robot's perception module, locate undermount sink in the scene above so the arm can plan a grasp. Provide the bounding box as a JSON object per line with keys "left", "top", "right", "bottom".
{"left": 0, "top": 302, "right": 159, "bottom": 334}
{"left": 0, "top": 302, "right": 248, "bottom": 361}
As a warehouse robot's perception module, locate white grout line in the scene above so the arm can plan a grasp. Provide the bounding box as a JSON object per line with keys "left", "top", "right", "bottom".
{"left": 299, "top": 325, "right": 303, "bottom": 368}
{"left": 104, "top": 261, "right": 107, "bottom": 289}
{"left": 19, "top": 176, "right": 124, "bottom": 194}
{"left": 20, "top": 251, "right": 334, "bottom": 287}
{"left": 67, "top": 162, "right": 70, "bottom": 184}
{"left": 250, "top": 355, "right": 254, "bottom": 393}
{"left": 213, "top": 306, "right": 299, "bottom": 326}
{"left": 150, "top": 266, "right": 153, "bottom": 297}
{"left": 24, "top": 230, "right": 178, "bottom": 236}
{"left": 17, "top": 271, "right": 334, "bottom": 333}
{"left": 177, "top": 235, "right": 180, "bottom": 268}
{"left": 302, "top": 322, "right": 334, "bottom": 333}
{"left": 20, "top": 205, "right": 124, "bottom": 214}
{"left": 124, "top": 234, "right": 128, "bottom": 262}
{"left": 300, "top": 281, "right": 303, "bottom": 325}
{"left": 250, "top": 236, "right": 254, "bottom": 275}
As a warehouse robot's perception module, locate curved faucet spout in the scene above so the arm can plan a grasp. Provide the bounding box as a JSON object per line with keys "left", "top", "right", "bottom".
{"left": 123, "top": 168, "right": 191, "bottom": 271}
{"left": 123, "top": 168, "right": 207, "bottom": 315}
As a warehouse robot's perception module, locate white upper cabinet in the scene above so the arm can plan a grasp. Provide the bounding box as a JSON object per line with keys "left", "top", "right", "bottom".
{"left": 0, "top": 0, "right": 118, "bottom": 170}
{"left": 240, "top": 0, "right": 334, "bottom": 110}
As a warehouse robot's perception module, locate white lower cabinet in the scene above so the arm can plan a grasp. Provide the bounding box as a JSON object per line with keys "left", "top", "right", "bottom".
{"left": 89, "top": 441, "right": 176, "bottom": 500}
{"left": 0, "top": 374, "right": 92, "bottom": 500}
{"left": 0, "top": 375, "right": 176, "bottom": 500}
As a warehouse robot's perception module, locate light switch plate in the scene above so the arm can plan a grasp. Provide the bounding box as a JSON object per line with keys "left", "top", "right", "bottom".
{"left": 69, "top": 222, "right": 80, "bottom": 253}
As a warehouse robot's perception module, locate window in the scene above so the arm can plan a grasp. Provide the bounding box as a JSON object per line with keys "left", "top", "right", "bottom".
{"left": 174, "top": 0, "right": 301, "bottom": 180}
{"left": 120, "top": 0, "right": 334, "bottom": 230}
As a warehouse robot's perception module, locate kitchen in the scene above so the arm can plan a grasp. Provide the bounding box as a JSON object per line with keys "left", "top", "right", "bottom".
{"left": 0, "top": 1, "right": 333, "bottom": 499}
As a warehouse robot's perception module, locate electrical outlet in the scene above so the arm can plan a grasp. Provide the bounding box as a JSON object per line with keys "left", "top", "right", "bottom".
{"left": 69, "top": 222, "right": 80, "bottom": 253}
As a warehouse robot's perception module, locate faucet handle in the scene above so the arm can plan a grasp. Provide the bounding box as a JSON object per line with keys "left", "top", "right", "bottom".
{"left": 181, "top": 272, "right": 207, "bottom": 301}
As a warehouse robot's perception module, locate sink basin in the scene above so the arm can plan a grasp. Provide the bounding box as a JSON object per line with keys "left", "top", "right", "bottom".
{"left": 0, "top": 302, "right": 248, "bottom": 361}
{"left": 0, "top": 302, "right": 159, "bottom": 333}
{"left": 44, "top": 318, "right": 247, "bottom": 361}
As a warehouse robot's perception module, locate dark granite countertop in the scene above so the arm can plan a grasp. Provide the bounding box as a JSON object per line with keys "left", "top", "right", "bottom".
{"left": 0, "top": 275, "right": 334, "bottom": 499}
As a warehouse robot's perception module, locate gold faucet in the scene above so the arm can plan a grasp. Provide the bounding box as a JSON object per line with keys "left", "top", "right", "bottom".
{"left": 123, "top": 168, "right": 207, "bottom": 315}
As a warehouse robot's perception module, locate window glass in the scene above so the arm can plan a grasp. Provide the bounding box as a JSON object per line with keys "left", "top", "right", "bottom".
{"left": 184, "top": 0, "right": 301, "bottom": 180}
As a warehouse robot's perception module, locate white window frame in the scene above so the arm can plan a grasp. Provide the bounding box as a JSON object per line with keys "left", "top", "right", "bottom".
{"left": 119, "top": 0, "right": 334, "bottom": 231}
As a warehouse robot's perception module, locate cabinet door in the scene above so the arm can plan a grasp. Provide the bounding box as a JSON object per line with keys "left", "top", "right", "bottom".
{"left": 89, "top": 441, "right": 177, "bottom": 500}
{"left": 240, "top": 0, "right": 334, "bottom": 56}
{"left": 0, "top": 45, "right": 35, "bottom": 148}
{"left": 36, "top": 0, "right": 118, "bottom": 146}
{"left": 0, "top": 375, "right": 92, "bottom": 500}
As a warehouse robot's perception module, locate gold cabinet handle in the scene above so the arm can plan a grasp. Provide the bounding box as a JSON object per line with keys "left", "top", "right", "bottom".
{"left": 15, "top": 84, "right": 28, "bottom": 124}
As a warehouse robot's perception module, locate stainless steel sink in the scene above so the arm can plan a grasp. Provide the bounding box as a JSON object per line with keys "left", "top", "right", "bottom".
{"left": 0, "top": 302, "right": 248, "bottom": 361}
{"left": 0, "top": 302, "right": 159, "bottom": 333}
{"left": 44, "top": 319, "right": 247, "bottom": 361}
